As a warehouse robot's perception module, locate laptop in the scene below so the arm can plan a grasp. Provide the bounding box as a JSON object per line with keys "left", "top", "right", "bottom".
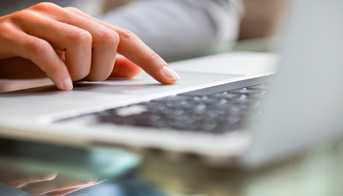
{"left": 1, "top": 0, "right": 343, "bottom": 168}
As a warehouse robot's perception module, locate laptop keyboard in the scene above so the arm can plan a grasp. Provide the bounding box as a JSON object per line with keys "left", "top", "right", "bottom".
{"left": 96, "top": 84, "right": 267, "bottom": 134}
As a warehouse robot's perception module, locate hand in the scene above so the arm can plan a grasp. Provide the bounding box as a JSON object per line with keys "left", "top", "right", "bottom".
{"left": 0, "top": 2, "right": 180, "bottom": 91}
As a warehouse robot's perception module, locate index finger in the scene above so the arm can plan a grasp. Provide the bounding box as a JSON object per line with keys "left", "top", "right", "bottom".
{"left": 113, "top": 27, "right": 180, "bottom": 84}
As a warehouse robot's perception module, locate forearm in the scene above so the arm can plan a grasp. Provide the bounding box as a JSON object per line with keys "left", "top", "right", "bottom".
{"left": 101, "top": 0, "right": 242, "bottom": 61}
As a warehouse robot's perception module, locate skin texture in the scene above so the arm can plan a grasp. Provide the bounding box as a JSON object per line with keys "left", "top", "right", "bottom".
{"left": 0, "top": 2, "right": 179, "bottom": 91}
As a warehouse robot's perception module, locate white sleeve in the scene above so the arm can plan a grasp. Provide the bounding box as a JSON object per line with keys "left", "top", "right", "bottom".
{"left": 101, "top": 0, "right": 242, "bottom": 61}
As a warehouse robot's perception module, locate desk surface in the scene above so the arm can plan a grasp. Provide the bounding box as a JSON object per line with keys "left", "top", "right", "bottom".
{"left": 0, "top": 138, "right": 342, "bottom": 196}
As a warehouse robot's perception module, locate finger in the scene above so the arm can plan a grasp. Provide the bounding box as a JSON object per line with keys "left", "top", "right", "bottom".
{"left": 13, "top": 9, "right": 92, "bottom": 81}
{"left": 110, "top": 55, "right": 141, "bottom": 79}
{"left": 32, "top": 3, "right": 118, "bottom": 81}
{"left": 64, "top": 7, "right": 180, "bottom": 84}
{"left": 8, "top": 27, "right": 73, "bottom": 90}
{"left": 115, "top": 28, "right": 180, "bottom": 84}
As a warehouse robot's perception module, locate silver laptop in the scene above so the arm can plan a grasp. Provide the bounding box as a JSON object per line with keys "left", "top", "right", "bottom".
{"left": 0, "top": 0, "right": 342, "bottom": 168}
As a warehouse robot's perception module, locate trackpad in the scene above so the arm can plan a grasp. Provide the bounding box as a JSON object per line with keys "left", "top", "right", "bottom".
{"left": 72, "top": 71, "right": 243, "bottom": 96}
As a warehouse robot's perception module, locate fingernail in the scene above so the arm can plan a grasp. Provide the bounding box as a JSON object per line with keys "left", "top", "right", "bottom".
{"left": 60, "top": 78, "right": 73, "bottom": 91}
{"left": 160, "top": 66, "right": 180, "bottom": 82}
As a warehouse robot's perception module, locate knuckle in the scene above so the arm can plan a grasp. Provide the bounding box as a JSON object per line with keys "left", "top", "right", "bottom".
{"left": 10, "top": 10, "right": 35, "bottom": 23}
{"left": 95, "top": 28, "right": 119, "bottom": 47}
{"left": 26, "top": 39, "right": 51, "bottom": 55}
{"left": 0, "top": 22, "right": 15, "bottom": 38}
{"left": 117, "top": 29, "right": 137, "bottom": 41}
{"left": 30, "top": 2, "right": 60, "bottom": 12}
{"left": 68, "top": 30, "right": 92, "bottom": 46}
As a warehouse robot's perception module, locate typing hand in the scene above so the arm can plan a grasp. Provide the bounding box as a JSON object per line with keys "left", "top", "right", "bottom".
{"left": 0, "top": 2, "right": 180, "bottom": 91}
